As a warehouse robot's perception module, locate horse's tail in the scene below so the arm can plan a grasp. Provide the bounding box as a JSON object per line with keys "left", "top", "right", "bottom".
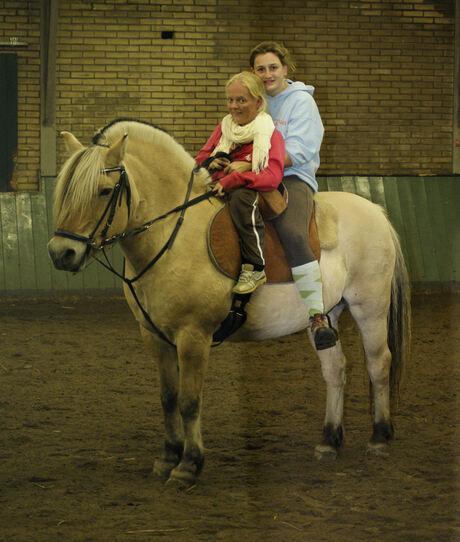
{"left": 387, "top": 223, "right": 411, "bottom": 408}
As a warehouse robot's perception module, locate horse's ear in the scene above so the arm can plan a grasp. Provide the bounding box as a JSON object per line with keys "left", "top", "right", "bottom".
{"left": 106, "top": 133, "right": 128, "bottom": 167}
{"left": 61, "top": 131, "right": 84, "bottom": 154}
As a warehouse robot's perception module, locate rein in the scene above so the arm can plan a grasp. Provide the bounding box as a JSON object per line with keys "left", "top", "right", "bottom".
{"left": 54, "top": 164, "right": 216, "bottom": 346}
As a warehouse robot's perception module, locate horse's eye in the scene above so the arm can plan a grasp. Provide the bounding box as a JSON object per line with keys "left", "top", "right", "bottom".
{"left": 99, "top": 188, "right": 112, "bottom": 197}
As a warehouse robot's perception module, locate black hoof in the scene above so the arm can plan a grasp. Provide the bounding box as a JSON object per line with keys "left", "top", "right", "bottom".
{"left": 166, "top": 457, "right": 204, "bottom": 490}
{"left": 367, "top": 441, "right": 390, "bottom": 457}
{"left": 166, "top": 470, "right": 197, "bottom": 490}
{"left": 315, "top": 444, "right": 338, "bottom": 460}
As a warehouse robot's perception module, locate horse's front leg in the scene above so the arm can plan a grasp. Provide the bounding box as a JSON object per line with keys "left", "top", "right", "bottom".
{"left": 167, "top": 330, "right": 210, "bottom": 488}
{"left": 140, "top": 328, "right": 184, "bottom": 480}
{"left": 308, "top": 305, "right": 346, "bottom": 460}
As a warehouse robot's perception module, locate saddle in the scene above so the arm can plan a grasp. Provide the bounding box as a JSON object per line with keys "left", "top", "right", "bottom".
{"left": 208, "top": 193, "right": 338, "bottom": 344}
{"left": 207, "top": 200, "right": 321, "bottom": 284}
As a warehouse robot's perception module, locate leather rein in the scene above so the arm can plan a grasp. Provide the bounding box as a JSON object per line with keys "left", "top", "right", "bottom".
{"left": 54, "top": 164, "right": 215, "bottom": 347}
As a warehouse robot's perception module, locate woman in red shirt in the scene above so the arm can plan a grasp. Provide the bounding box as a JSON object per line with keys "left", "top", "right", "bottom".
{"left": 196, "top": 71, "right": 285, "bottom": 294}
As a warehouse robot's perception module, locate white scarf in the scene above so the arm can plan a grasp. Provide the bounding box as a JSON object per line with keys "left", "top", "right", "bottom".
{"left": 212, "top": 112, "right": 275, "bottom": 174}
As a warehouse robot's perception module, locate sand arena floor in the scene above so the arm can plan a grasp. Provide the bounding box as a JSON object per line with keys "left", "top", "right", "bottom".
{"left": 0, "top": 293, "right": 458, "bottom": 541}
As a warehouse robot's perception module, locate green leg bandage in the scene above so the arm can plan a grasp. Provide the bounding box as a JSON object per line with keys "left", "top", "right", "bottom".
{"left": 292, "top": 260, "right": 325, "bottom": 318}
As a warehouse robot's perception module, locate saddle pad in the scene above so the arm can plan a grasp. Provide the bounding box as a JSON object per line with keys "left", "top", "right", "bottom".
{"left": 207, "top": 204, "right": 320, "bottom": 283}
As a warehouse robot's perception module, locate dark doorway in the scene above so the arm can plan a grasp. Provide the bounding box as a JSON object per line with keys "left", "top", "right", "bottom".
{"left": 0, "top": 54, "right": 18, "bottom": 192}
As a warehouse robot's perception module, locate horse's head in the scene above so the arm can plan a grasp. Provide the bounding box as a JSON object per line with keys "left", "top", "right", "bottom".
{"left": 48, "top": 131, "right": 137, "bottom": 272}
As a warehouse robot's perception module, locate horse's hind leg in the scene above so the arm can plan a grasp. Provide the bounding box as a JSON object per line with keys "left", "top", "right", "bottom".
{"left": 140, "top": 328, "right": 185, "bottom": 481}
{"left": 350, "top": 304, "right": 394, "bottom": 455}
{"left": 309, "top": 303, "right": 347, "bottom": 460}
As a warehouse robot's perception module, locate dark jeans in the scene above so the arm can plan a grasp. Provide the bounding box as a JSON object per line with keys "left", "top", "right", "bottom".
{"left": 272, "top": 175, "right": 316, "bottom": 268}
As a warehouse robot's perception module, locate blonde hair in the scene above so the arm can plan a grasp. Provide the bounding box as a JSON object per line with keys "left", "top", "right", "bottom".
{"left": 225, "top": 71, "right": 267, "bottom": 113}
{"left": 249, "top": 41, "right": 296, "bottom": 74}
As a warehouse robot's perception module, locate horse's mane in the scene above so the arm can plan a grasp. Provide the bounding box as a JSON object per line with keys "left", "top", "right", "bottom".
{"left": 92, "top": 118, "right": 169, "bottom": 146}
{"left": 55, "top": 119, "right": 200, "bottom": 223}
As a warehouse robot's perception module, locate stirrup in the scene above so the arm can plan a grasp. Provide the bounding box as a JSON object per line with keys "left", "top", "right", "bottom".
{"left": 212, "top": 293, "right": 251, "bottom": 346}
{"left": 310, "top": 314, "right": 338, "bottom": 350}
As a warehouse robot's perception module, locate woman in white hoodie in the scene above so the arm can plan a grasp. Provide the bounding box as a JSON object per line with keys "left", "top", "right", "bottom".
{"left": 249, "top": 41, "right": 337, "bottom": 351}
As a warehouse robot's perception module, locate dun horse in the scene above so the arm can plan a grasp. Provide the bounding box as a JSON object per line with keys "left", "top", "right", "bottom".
{"left": 48, "top": 119, "right": 411, "bottom": 488}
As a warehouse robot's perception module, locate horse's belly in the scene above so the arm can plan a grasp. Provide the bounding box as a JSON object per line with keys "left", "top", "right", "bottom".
{"left": 229, "top": 283, "right": 309, "bottom": 342}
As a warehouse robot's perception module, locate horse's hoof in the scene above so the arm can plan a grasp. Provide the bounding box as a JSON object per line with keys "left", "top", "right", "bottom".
{"left": 314, "top": 444, "right": 338, "bottom": 460}
{"left": 367, "top": 441, "right": 390, "bottom": 457}
{"left": 166, "top": 468, "right": 197, "bottom": 490}
{"left": 153, "top": 459, "right": 177, "bottom": 481}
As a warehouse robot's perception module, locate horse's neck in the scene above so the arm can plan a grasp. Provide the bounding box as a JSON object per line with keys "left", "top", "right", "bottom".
{"left": 120, "top": 160, "right": 214, "bottom": 277}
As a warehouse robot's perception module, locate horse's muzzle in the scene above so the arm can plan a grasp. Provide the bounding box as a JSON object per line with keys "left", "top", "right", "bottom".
{"left": 47, "top": 236, "right": 89, "bottom": 272}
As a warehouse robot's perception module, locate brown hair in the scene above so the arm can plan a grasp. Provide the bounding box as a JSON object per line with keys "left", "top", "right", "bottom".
{"left": 249, "top": 41, "right": 296, "bottom": 73}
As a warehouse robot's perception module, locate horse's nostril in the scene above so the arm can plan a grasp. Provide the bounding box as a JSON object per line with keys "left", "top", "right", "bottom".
{"left": 63, "top": 248, "right": 76, "bottom": 265}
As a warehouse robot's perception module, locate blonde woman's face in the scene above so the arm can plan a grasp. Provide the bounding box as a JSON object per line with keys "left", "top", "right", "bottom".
{"left": 226, "top": 81, "right": 261, "bottom": 126}
{"left": 252, "top": 52, "right": 288, "bottom": 97}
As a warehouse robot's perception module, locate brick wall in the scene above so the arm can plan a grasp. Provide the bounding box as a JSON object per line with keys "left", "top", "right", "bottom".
{"left": 0, "top": 0, "right": 456, "bottom": 190}
{"left": 0, "top": 1, "right": 40, "bottom": 191}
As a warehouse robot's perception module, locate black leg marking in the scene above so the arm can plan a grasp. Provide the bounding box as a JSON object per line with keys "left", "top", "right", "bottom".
{"left": 322, "top": 423, "right": 344, "bottom": 449}
{"left": 371, "top": 420, "right": 394, "bottom": 444}
{"left": 164, "top": 440, "right": 184, "bottom": 464}
{"left": 161, "top": 390, "right": 178, "bottom": 414}
{"left": 179, "top": 398, "right": 200, "bottom": 422}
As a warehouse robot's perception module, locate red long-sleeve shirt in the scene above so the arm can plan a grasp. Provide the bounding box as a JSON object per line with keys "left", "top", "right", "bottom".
{"left": 195, "top": 124, "right": 285, "bottom": 192}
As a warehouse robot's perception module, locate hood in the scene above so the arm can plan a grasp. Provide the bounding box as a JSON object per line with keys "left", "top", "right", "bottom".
{"left": 267, "top": 80, "right": 315, "bottom": 103}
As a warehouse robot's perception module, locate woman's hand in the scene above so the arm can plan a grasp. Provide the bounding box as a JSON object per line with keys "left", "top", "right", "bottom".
{"left": 212, "top": 181, "right": 226, "bottom": 197}
{"left": 209, "top": 157, "right": 230, "bottom": 170}
{"left": 224, "top": 160, "right": 252, "bottom": 174}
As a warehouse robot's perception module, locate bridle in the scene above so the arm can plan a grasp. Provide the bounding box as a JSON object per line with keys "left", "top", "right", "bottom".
{"left": 55, "top": 165, "right": 131, "bottom": 250}
{"left": 54, "top": 164, "right": 216, "bottom": 346}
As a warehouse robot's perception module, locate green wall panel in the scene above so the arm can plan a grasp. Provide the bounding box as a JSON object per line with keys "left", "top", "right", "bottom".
{"left": 0, "top": 176, "right": 458, "bottom": 295}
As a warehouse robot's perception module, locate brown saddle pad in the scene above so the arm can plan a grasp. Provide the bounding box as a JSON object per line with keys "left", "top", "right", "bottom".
{"left": 207, "top": 204, "right": 320, "bottom": 283}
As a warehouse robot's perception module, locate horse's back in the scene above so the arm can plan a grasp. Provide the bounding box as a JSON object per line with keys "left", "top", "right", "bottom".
{"left": 317, "top": 191, "right": 390, "bottom": 234}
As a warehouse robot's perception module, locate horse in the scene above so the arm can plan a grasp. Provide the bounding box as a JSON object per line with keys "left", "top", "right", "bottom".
{"left": 47, "top": 119, "right": 411, "bottom": 488}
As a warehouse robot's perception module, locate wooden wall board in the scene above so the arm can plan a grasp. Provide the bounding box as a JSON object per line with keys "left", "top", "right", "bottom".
{"left": 353, "top": 177, "right": 372, "bottom": 201}
{"left": 423, "top": 178, "right": 453, "bottom": 284}
{"left": 0, "top": 194, "right": 21, "bottom": 291}
{"left": 15, "top": 193, "right": 37, "bottom": 291}
{"left": 30, "top": 192, "right": 53, "bottom": 291}
{"left": 324, "top": 177, "right": 345, "bottom": 192}
{"left": 407, "top": 178, "right": 441, "bottom": 284}
{"left": 437, "top": 178, "right": 460, "bottom": 283}
{"left": 368, "top": 177, "right": 387, "bottom": 210}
